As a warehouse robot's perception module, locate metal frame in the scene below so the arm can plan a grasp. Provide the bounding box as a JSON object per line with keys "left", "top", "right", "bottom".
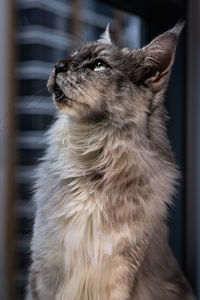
{"left": 186, "top": 0, "right": 200, "bottom": 297}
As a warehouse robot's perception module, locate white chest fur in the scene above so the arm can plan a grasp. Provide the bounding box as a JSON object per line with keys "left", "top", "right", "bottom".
{"left": 39, "top": 184, "right": 115, "bottom": 300}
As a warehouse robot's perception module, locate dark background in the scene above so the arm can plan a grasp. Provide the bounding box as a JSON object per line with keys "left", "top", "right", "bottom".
{"left": 2, "top": 0, "right": 199, "bottom": 299}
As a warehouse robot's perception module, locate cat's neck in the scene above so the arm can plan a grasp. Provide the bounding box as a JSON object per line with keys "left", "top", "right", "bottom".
{"left": 47, "top": 112, "right": 172, "bottom": 175}
{"left": 46, "top": 115, "right": 138, "bottom": 177}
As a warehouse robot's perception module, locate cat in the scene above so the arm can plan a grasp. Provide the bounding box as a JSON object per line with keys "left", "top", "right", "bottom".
{"left": 26, "top": 23, "right": 195, "bottom": 299}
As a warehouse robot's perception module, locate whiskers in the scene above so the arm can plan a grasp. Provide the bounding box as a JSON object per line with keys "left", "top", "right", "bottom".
{"left": 65, "top": 79, "right": 100, "bottom": 109}
{"left": 55, "top": 92, "right": 66, "bottom": 102}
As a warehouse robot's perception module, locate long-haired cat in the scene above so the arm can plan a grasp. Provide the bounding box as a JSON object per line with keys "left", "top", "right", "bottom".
{"left": 26, "top": 24, "right": 195, "bottom": 299}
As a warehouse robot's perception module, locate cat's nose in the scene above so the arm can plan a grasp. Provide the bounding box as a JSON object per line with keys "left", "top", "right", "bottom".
{"left": 54, "top": 61, "right": 68, "bottom": 75}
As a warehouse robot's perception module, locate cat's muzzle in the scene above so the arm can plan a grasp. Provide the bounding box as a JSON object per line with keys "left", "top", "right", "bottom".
{"left": 47, "top": 69, "right": 71, "bottom": 104}
{"left": 53, "top": 83, "right": 66, "bottom": 103}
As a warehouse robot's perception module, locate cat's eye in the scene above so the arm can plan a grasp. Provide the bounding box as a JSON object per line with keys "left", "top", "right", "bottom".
{"left": 92, "top": 60, "right": 108, "bottom": 71}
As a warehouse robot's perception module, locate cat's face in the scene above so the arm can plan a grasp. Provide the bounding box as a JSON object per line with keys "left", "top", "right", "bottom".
{"left": 47, "top": 24, "right": 183, "bottom": 126}
{"left": 48, "top": 42, "right": 149, "bottom": 125}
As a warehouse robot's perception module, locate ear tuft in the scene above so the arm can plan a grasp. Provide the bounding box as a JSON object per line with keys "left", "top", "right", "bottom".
{"left": 98, "top": 24, "right": 112, "bottom": 44}
{"left": 169, "top": 21, "right": 185, "bottom": 37}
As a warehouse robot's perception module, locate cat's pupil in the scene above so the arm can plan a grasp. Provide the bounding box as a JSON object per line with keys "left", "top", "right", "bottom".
{"left": 96, "top": 62, "right": 103, "bottom": 67}
{"left": 85, "top": 60, "right": 108, "bottom": 71}
{"left": 93, "top": 60, "right": 107, "bottom": 71}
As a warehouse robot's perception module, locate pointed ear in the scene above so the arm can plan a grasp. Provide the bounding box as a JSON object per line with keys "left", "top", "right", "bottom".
{"left": 98, "top": 24, "right": 112, "bottom": 44}
{"left": 143, "top": 22, "right": 184, "bottom": 91}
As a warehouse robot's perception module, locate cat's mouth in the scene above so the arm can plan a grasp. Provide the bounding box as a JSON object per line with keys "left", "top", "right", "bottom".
{"left": 53, "top": 83, "right": 73, "bottom": 103}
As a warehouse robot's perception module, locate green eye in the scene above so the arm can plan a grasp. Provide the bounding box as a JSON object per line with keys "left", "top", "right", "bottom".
{"left": 93, "top": 60, "right": 108, "bottom": 71}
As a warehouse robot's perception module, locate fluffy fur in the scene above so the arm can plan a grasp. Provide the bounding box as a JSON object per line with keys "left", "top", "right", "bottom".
{"left": 27, "top": 24, "right": 195, "bottom": 299}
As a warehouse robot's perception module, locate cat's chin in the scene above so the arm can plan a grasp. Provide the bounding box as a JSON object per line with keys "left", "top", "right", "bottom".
{"left": 53, "top": 99, "right": 104, "bottom": 123}
{"left": 53, "top": 97, "right": 83, "bottom": 120}
{"left": 54, "top": 97, "right": 73, "bottom": 112}
{"left": 54, "top": 95, "right": 73, "bottom": 104}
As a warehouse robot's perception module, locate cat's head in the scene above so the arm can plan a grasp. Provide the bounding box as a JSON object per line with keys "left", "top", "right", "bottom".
{"left": 47, "top": 23, "right": 184, "bottom": 126}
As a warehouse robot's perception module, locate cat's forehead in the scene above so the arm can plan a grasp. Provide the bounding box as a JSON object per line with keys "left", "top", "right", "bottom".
{"left": 72, "top": 42, "right": 119, "bottom": 60}
{"left": 71, "top": 43, "right": 143, "bottom": 69}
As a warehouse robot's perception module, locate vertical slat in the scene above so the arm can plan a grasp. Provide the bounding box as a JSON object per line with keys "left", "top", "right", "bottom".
{"left": 5, "top": 0, "right": 17, "bottom": 299}
{"left": 113, "top": 9, "right": 124, "bottom": 46}
{"left": 72, "top": 0, "right": 82, "bottom": 48}
{"left": 0, "top": 0, "right": 9, "bottom": 299}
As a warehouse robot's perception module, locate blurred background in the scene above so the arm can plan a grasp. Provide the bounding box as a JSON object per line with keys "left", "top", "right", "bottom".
{"left": 0, "top": 0, "right": 199, "bottom": 299}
